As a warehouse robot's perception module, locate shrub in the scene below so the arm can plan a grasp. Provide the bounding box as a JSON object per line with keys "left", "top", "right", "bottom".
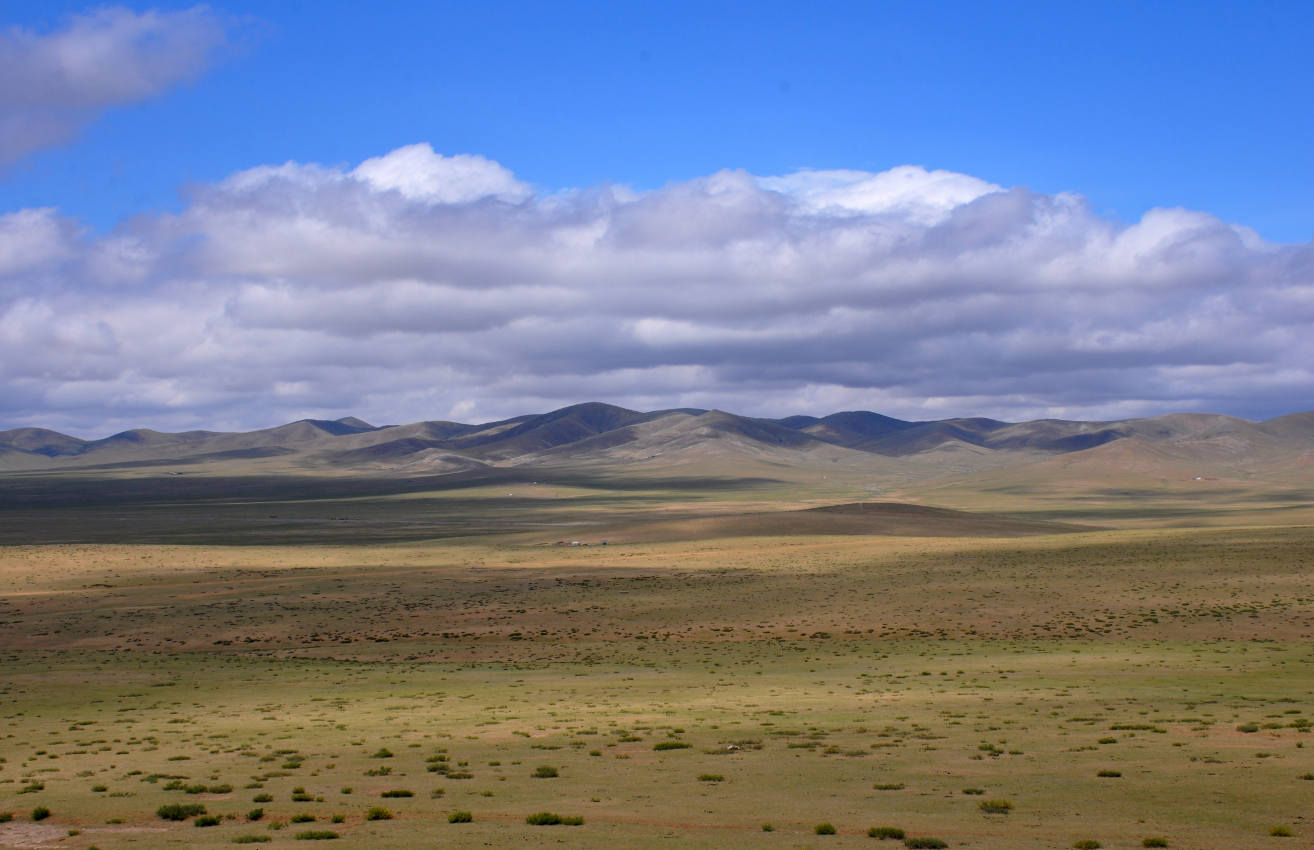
{"left": 366, "top": 807, "right": 392, "bottom": 821}
{"left": 525, "top": 811, "right": 583, "bottom": 825}
{"left": 697, "top": 773, "right": 724, "bottom": 782}
{"left": 0, "top": 813, "right": 12, "bottom": 824}
{"left": 157, "top": 803, "right": 207, "bottom": 821}
{"left": 652, "top": 741, "right": 691, "bottom": 751}
{"left": 247, "top": 808, "right": 263, "bottom": 821}
{"left": 91, "top": 784, "right": 107, "bottom": 792}
{"left": 869, "top": 826, "right": 905, "bottom": 839}
{"left": 761, "top": 823, "right": 773, "bottom": 832}
{"left": 331, "top": 815, "right": 344, "bottom": 824}
{"left": 370, "top": 748, "right": 393, "bottom": 759}
{"left": 195, "top": 815, "right": 221, "bottom": 827}
{"left": 31, "top": 806, "right": 51, "bottom": 822}
{"left": 290, "top": 814, "right": 315, "bottom": 823}
{"left": 1073, "top": 842, "right": 1101, "bottom": 849}
{"left": 293, "top": 831, "right": 339, "bottom": 840}
{"left": 1097, "top": 769, "right": 1122, "bottom": 777}
{"left": 1236, "top": 723, "right": 1260, "bottom": 733}
{"left": 961, "top": 787, "right": 984, "bottom": 795}
{"left": 1142, "top": 839, "right": 1168, "bottom": 848}
{"left": 1270, "top": 826, "right": 1294, "bottom": 837}
{"left": 815, "top": 822, "right": 837, "bottom": 835}
{"left": 209, "top": 784, "right": 233, "bottom": 794}
{"left": 979, "top": 799, "right": 1013, "bottom": 814}
{"left": 904, "top": 839, "right": 948, "bottom": 849}
{"left": 532, "top": 765, "right": 559, "bottom": 778}
{"left": 873, "top": 782, "right": 904, "bottom": 790}
{"left": 232, "top": 837, "right": 272, "bottom": 844}
{"left": 380, "top": 789, "right": 412, "bottom": 798}
{"left": 253, "top": 793, "right": 273, "bottom": 803}
{"left": 448, "top": 810, "right": 473, "bottom": 823}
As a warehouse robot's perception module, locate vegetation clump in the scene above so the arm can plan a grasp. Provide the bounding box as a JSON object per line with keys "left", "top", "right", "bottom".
{"left": 157, "top": 803, "right": 206, "bottom": 821}
{"left": 447, "top": 810, "right": 472, "bottom": 823}
{"left": 868, "top": 826, "right": 905, "bottom": 839}
{"left": 525, "top": 811, "right": 583, "bottom": 825}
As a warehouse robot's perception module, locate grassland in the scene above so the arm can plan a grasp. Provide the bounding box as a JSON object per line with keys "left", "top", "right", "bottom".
{"left": 1, "top": 469, "right": 1312, "bottom": 848}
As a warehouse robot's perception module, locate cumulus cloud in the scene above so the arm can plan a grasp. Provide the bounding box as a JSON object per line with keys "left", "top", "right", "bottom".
{"left": 1, "top": 145, "right": 1312, "bottom": 434}
{"left": 352, "top": 143, "right": 532, "bottom": 204}
{"left": 0, "top": 5, "right": 230, "bottom": 165}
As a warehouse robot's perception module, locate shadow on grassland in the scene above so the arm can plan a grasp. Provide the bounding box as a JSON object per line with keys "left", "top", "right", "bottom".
{"left": 0, "top": 469, "right": 782, "bottom": 545}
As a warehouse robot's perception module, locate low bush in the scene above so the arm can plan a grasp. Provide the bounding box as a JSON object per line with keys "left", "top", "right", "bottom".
{"left": 1142, "top": 839, "right": 1168, "bottom": 848}
{"left": 525, "top": 811, "right": 583, "bottom": 825}
{"left": 232, "top": 837, "right": 272, "bottom": 844}
{"left": 448, "top": 810, "right": 472, "bottom": 823}
{"left": 873, "top": 782, "right": 904, "bottom": 790}
{"left": 157, "top": 803, "right": 206, "bottom": 821}
{"left": 1097, "top": 769, "right": 1122, "bottom": 778}
{"left": 868, "top": 826, "right": 905, "bottom": 839}
{"left": 247, "top": 808, "right": 263, "bottom": 821}
{"left": 652, "top": 741, "right": 691, "bottom": 751}
{"left": 293, "top": 830, "right": 339, "bottom": 840}
{"left": 904, "top": 839, "right": 948, "bottom": 849}
{"left": 380, "top": 789, "right": 412, "bottom": 798}
{"left": 532, "top": 765, "right": 559, "bottom": 778}
{"left": 31, "top": 807, "right": 51, "bottom": 822}
{"left": 252, "top": 793, "right": 272, "bottom": 803}
{"left": 979, "top": 799, "right": 1013, "bottom": 814}
{"left": 366, "top": 807, "right": 392, "bottom": 821}
{"left": 1270, "top": 826, "right": 1293, "bottom": 837}
{"left": 290, "top": 814, "right": 315, "bottom": 823}
{"left": 1073, "top": 841, "right": 1101, "bottom": 849}
{"left": 815, "top": 822, "right": 837, "bottom": 835}
{"left": 697, "top": 773, "right": 724, "bottom": 782}
{"left": 194, "top": 815, "right": 221, "bottom": 827}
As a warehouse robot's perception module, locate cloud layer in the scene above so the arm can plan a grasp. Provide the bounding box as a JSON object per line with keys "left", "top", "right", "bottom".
{"left": 2, "top": 143, "right": 1312, "bottom": 434}
{"left": 0, "top": 5, "right": 230, "bottom": 166}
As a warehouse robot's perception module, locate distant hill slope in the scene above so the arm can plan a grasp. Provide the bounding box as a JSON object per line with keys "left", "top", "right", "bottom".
{"left": 2, "top": 406, "right": 1309, "bottom": 486}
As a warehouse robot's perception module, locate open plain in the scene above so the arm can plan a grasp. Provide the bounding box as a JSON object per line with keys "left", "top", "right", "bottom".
{"left": 2, "top": 405, "right": 1313, "bottom": 849}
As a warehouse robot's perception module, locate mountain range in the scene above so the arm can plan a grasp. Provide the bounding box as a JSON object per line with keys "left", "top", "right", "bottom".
{"left": 3, "top": 402, "right": 1312, "bottom": 487}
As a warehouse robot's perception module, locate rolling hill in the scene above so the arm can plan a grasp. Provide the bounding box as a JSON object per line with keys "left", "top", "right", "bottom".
{"left": 2, "top": 404, "right": 1310, "bottom": 495}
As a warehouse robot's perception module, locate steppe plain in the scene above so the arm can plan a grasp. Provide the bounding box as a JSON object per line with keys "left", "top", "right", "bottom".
{"left": 1, "top": 403, "right": 1312, "bottom": 849}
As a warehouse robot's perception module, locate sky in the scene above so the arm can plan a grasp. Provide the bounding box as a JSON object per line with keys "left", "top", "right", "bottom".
{"left": 1, "top": 1, "right": 1312, "bottom": 436}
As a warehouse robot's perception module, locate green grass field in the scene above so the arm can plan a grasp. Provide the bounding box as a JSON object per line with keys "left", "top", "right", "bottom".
{"left": 2, "top": 470, "right": 1312, "bottom": 848}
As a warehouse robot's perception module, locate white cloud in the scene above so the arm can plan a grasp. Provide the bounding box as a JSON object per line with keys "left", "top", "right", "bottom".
{"left": 760, "top": 165, "right": 1001, "bottom": 224}
{"left": 0, "top": 6, "right": 230, "bottom": 165}
{"left": 352, "top": 143, "right": 531, "bottom": 204}
{"left": 2, "top": 145, "right": 1313, "bottom": 434}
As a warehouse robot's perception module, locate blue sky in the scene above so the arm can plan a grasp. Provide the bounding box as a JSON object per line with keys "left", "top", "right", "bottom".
{"left": 6, "top": 0, "right": 1312, "bottom": 241}
{"left": 2, "top": 2, "right": 1313, "bottom": 433}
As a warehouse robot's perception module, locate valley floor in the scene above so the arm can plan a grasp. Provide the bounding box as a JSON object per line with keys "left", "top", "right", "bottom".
{"left": 2, "top": 525, "right": 1314, "bottom": 848}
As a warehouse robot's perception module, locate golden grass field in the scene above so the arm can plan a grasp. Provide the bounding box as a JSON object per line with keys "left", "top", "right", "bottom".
{"left": 2, "top": 467, "right": 1313, "bottom": 849}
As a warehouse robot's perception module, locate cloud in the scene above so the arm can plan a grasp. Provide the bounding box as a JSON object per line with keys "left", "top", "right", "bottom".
{"left": 352, "top": 143, "right": 532, "bottom": 204}
{"left": 1, "top": 145, "right": 1312, "bottom": 434}
{"left": 0, "top": 5, "right": 231, "bottom": 165}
